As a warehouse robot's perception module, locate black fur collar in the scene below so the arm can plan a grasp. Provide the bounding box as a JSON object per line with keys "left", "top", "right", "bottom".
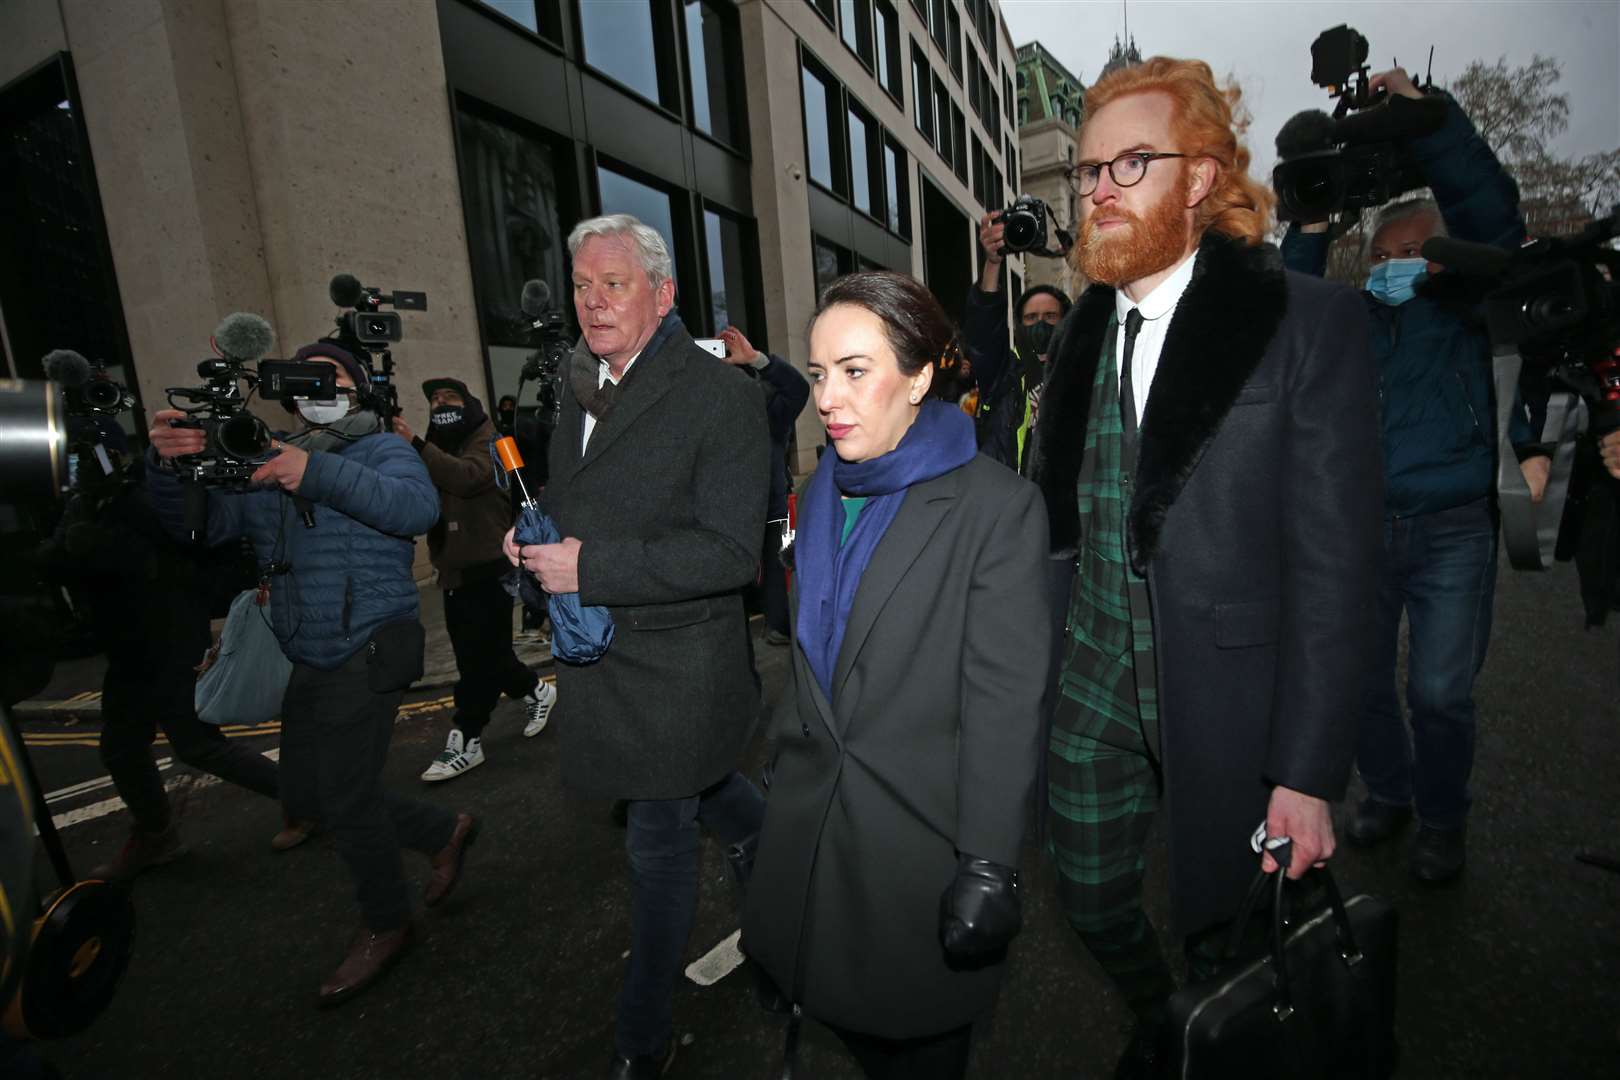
{"left": 1031, "top": 232, "right": 1289, "bottom": 572}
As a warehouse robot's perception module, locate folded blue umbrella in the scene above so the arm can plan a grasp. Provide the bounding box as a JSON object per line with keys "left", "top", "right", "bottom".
{"left": 491, "top": 437, "right": 614, "bottom": 664}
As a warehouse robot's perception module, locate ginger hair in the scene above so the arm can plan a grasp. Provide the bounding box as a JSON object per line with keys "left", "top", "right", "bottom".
{"left": 1083, "top": 57, "right": 1275, "bottom": 245}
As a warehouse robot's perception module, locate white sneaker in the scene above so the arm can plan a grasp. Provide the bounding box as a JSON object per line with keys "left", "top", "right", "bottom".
{"left": 523, "top": 680, "right": 557, "bottom": 738}
{"left": 421, "top": 730, "right": 485, "bottom": 782}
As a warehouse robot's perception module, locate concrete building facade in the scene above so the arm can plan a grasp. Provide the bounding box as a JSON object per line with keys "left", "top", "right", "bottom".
{"left": 0, "top": 0, "right": 1022, "bottom": 474}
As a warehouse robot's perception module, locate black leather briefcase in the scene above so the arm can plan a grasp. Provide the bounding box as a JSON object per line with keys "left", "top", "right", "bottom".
{"left": 1164, "top": 857, "right": 1399, "bottom": 1079}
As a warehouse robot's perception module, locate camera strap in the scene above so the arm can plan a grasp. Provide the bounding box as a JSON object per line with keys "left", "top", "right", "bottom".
{"left": 1494, "top": 344, "right": 1585, "bottom": 570}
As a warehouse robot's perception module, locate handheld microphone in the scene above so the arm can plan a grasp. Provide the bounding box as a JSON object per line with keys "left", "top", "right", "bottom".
{"left": 41, "top": 349, "right": 93, "bottom": 388}
{"left": 1420, "top": 236, "right": 1513, "bottom": 278}
{"left": 212, "top": 313, "right": 275, "bottom": 363}
{"left": 520, "top": 279, "right": 551, "bottom": 318}
{"left": 329, "top": 273, "right": 364, "bottom": 308}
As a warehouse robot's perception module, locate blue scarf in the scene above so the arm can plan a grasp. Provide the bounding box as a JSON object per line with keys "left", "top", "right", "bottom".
{"left": 796, "top": 400, "right": 978, "bottom": 699}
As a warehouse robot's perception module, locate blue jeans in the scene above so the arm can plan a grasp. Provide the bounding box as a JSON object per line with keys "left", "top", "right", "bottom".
{"left": 617, "top": 770, "right": 764, "bottom": 1058}
{"left": 1359, "top": 498, "right": 1497, "bottom": 828}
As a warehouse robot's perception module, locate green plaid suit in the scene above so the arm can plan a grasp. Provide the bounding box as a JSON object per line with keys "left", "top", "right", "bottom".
{"left": 1046, "top": 317, "right": 1174, "bottom": 1012}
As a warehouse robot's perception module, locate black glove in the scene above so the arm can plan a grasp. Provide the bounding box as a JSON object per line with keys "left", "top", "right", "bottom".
{"left": 938, "top": 854, "right": 1021, "bottom": 963}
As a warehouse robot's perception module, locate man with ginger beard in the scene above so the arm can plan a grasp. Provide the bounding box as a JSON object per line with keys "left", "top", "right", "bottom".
{"left": 1027, "top": 58, "right": 1382, "bottom": 1076}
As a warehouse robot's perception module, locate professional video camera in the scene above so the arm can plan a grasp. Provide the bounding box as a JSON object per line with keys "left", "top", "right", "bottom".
{"left": 41, "top": 350, "right": 133, "bottom": 422}
{"left": 327, "top": 272, "right": 428, "bottom": 422}
{"left": 0, "top": 387, "right": 135, "bottom": 1042}
{"left": 1272, "top": 24, "right": 1450, "bottom": 223}
{"left": 1422, "top": 209, "right": 1620, "bottom": 570}
{"left": 993, "top": 195, "right": 1073, "bottom": 258}
{"left": 516, "top": 278, "right": 570, "bottom": 428}
{"left": 164, "top": 313, "right": 338, "bottom": 488}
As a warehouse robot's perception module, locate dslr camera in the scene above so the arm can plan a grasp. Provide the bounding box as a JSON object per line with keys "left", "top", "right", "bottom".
{"left": 993, "top": 195, "right": 1072, "bottom": 258}
{"left": 1272, "top": 24, "right": 1449, "bottom": 223}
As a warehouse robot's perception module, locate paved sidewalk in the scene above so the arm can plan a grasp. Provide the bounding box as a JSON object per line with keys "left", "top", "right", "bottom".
{"left": 11, "top": 581, "right": 550, "bottom": 717}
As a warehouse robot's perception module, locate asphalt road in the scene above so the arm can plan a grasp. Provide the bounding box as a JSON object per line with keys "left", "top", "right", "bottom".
{"left": 13, "top": 557, "right": 1620, "bottom": 1079}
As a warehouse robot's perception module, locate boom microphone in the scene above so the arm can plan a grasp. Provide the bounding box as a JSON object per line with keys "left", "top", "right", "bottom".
{"left": 41, "top": 349, "right": 93, "bottom": 388}
{"left": 212, "top": 312, "right": 275, "bottom": 364}
{"left": 1275, "top": 109, "right": 1336, "bottom": 159}
{"left": 329, "top": 272, "right": 364, "bottom": 308}
{"left": 1420, "top": 236, "right": 1513, "bottom": 278}
{"left": 520, "top": 279, "right": 551, "bottom": 317}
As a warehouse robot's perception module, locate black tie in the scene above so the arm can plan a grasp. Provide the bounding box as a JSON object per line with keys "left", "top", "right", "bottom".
{"left": 1119, "top": 308, "right": 1145, "bottom": 447}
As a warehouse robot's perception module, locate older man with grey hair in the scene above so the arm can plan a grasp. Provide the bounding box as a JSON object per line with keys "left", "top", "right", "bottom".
{"left": 505, "top": 213, "right": 769, "bottom": 1078}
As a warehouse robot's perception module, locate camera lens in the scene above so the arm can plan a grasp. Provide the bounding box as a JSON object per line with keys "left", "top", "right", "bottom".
{"left": 217, "top": 414, "right": 271, "bottom": 461}
{"left": 83, "top": 381, "right": 123, "bottom": 410}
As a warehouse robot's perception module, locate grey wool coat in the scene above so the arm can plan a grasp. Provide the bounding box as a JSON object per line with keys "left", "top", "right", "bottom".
{"left": 741, "top": 454, "right": 1053, "bottom": 1040}
{"left": 539, "top": 319, "right": 769, "bottom": 799}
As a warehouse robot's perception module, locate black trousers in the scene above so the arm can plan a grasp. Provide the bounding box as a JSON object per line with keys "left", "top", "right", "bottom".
{"left": 442, "top": 576, "right": 539, "bottom": 740}
{"left": 279, "top": 648, "right": 457, "bottom": 932}
{"left": 99, "top": 656, "right": 280, "bottom": 834}
{"left": 826, "top": 1021, "right": 974, "bottom": 1080}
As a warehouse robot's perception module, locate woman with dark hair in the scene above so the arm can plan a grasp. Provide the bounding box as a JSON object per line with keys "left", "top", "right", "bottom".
{"left": 740, "top": 272, "right": 1052, "bottom": 1078}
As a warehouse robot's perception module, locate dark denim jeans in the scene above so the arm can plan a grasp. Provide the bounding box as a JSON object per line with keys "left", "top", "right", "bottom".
{"left": 616, "top": 770, "right": 764, "bottom": 1058}
{"left": 1360, "top": 497, "right": 1497, "bottom": 828}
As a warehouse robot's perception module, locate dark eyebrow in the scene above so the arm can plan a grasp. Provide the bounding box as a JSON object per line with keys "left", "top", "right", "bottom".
{"left": 835, "top": 354, "right": 871, "bottom": 365}
{"left": 1076, "top": 144, "right": 1157, "bottom": 166}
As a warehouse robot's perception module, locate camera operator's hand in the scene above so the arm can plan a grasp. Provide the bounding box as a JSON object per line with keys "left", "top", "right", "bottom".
{"left": 1601, "top": 430, "right": 1620, "bottom": 481}
{"left": 517, "top": 537, "right": 582, "bottom": 594}
{"left": 149, "top": 408, "right": 207, "bottom": 459}
{"left": 392, "top": 415, "right": 416, "bottom": 443}
{"left": 249, "top": 440, "right": 309, "bottom": 494}
{"left": 1520, "top": 454, "right": 1551, "bottom": 503}
{"left": 978, "top": 213, "right": 1006, "bottom": 293}
{"left": 1369, "top": 67, "right": 1423, "bottom": 101}
{"left": 717, "top": 326, "right": 758, "bottom": 366}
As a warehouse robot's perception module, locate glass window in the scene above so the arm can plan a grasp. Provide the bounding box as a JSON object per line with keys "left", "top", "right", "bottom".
{"left": 1003, "top": 71, "right": 1014, "bottom": 124}
{"left": 874, "top": 0, "right": 902, "bottom": 102}
{"left": 971, "top": 132, "right": 985, "bottom": 206}
{"left": 990, "top": 88, "right": 1001, "bottom": 142}
{"left": 703, "top": 208, "right": 750, "bottom": 334}
{"left": 848, "top": 103, "right": 883, "bottom": 219}
{"left": 911, "top": 42, "right": 933, "bottom": 143}
{"left": 810, "top": 0, "right": 836, "bottom": 26}
{"left": 839, "top": 0, "right": 874, "bottom": 69}
{"left": 597, "top": 164, "right": 676, "bottom": 258}
{"left": 883, "top": 134, "right": 911, "bottom": 239}
{"left": 580, "top": 0, "right": 663, "bottom": 105}
{"left": 929, "top": 0, "right": 947, "bottom": 51}
{"left": 685, "top": 1, "right": 742, "bottom": 147}
{"left": 947, "top": 6, "right": 962, "bottom": 80}
{"left": 813, "top": 235, "right": 853, "bottom": 299}
{"left": 933, "top": 74, "right": 951, "bottom": 159}
{"left": 951, "top": 105, "right": 966, "bottom": 185}
{"left": 475, "top": 0, "right": 538, "bottom": 31}
{"left": 801, "top": 57, "right": 845, "bottom": 196}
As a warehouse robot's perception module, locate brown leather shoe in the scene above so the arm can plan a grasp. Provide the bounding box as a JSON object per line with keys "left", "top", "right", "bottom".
{"left": 424, "top": 813, "right": 479, "bottom": 907}
{"left": 90, "top": 824, "right": 188, "bottom": 881}
{"left": 270, "top": 817, "right": 318, "bottom": 852}
{"left": 316, "top": 924, "right": 413, "bottom": 1007}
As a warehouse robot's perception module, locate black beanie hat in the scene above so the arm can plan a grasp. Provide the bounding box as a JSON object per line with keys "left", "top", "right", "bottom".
{"left": 421, "top": 377, "right": 473, "bottom": 402}
{"left": 292, "top": 339, "right": 369, "bottom": 390}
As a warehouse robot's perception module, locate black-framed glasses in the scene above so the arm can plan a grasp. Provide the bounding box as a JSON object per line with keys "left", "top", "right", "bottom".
{"left": 1066, "top": 151, "right": 1190, "bottom": 196}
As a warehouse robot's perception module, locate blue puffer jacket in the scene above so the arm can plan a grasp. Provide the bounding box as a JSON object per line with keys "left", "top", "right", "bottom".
{"left": 148, "top": 432, "right": 438, "bottom": 668}
{"left": 1283, "top": 92, "right": 1533, "bottom": 518}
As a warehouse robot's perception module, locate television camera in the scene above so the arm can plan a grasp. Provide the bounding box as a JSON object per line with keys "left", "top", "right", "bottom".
{"left": 1272, "top": 25, "right": 1449, "bottom": 223}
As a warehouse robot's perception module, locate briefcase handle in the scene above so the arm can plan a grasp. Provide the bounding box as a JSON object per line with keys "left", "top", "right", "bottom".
{"left": 1222, "top": 840, "right": 1366, "bottom": 1020}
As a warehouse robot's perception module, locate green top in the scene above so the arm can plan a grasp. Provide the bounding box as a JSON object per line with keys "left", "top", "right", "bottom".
{"left": 839, "top": 496, "right": 868, "bottom": 547}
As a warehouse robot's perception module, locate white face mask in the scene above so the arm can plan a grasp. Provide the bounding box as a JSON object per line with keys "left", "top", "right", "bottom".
{"left": 297, "top": 397, "right": 352, "bottom": 425}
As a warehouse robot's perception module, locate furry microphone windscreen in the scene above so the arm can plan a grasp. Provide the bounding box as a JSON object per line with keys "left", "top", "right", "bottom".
{"left": 212, "top": 312, "right": 275, "bottom": 363}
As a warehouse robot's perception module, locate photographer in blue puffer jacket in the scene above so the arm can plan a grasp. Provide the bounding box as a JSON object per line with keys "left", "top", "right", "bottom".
{"left": 1282, "top": 67, "right": 1550, "bottom": 886}
{"left": 147, "top": 339, "right": 476, "bottom": 1008}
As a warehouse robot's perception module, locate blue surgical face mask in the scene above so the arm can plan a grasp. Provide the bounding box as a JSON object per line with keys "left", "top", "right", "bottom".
{"left": 1365, "top": 258, "right": 1428, "bottom": 306}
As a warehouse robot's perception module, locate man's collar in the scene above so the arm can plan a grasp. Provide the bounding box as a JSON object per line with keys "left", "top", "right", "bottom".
{"left": 598, "top": 352, "right": 640, "bottom": 387}
{"left": 1116, "top": 248, "right": 1200, "bottom": 323}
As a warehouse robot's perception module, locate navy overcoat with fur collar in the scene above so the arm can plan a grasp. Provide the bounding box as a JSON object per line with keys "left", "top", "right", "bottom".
{"left": 1030, "top": 233, "right": 1385, "bottom": 935}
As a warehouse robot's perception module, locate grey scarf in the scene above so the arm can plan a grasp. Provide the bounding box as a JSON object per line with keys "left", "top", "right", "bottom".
{"left": 568, "top": 311, "right": 685, "bottom": 421}
{"left": 284, "top": 408, "right": 382, "bottom": 454}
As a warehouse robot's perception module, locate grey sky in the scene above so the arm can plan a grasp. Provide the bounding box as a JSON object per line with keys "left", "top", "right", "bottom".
{"left": 1002, "top": 0, "right": 1620, "bottom": 180}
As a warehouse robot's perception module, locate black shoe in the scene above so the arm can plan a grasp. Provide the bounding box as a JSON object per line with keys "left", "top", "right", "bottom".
{"left": 606, "top": 1040, "right": 677, "bottom": 1079}
{"left": 1114, "top": 1005, "right": 1171, "bottom": 1080}
{"left": 1411, "top": 824, "right": 1466, "bottom": 883}
{"left": 1345, "top": 797, "right": 1413, "bottom": 848}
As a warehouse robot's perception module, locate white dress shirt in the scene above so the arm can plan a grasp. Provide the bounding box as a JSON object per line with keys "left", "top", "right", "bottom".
{"left": 1114, "top": 249, "right": 1199, "bottom": 423}
{"left": 581, "top": 351, "right": 641, "bottom": 450}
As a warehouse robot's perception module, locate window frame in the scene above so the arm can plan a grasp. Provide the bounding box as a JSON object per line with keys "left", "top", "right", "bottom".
{"left": 800, "top": 47, "right": 850, "bottom": 199}
{"left": 911, "top": 39, "right": 934, "bottom": 145}
{"left": 872, "top": 0, "right": 904, "bottom": 106}
{"left": 847, "top": 98, "right": 885, "bottom": 223}
{"left": 883, "top": 130, "right": 912, "bottom": 241}
{"left": 680, "top": 0, "right": 749, "bottom": 155}
{"left": 838, "top": 0, "right": 876, "bottom": 74}
{"left": 574, "top": 0, "right": 681, "bottom": 116}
